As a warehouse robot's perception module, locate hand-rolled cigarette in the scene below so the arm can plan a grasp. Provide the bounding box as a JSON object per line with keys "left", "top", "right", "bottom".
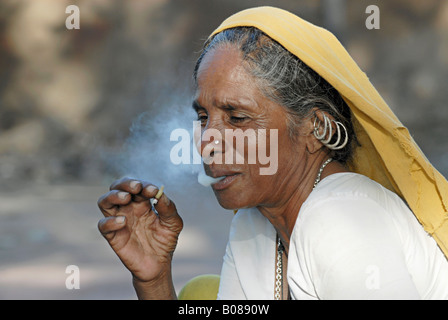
{"left": 152, "top": 185, "right": 165, "bottom": 205}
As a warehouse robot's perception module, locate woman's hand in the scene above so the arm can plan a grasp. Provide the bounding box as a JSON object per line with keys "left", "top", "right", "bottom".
{"left": 97, "top": 177, "right": 183, "bottom": 299}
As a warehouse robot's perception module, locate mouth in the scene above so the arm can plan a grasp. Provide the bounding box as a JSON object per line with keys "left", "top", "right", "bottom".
{"left": 197, "top": 171, "right": 225, "bottom": 187}
{"left": 198, "top": 166, "right": 241, "bottom": 190}
{"left": 210, "top": 172, "right": 241, "bottom": 191}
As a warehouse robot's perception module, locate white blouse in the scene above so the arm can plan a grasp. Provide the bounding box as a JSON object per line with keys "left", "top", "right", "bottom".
{"left": 217, "top": 173, "right": 448, "bottom": 300}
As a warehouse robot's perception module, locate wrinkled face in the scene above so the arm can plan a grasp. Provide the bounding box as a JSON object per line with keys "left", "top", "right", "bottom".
{"left": 194, "top": 45, "right": 310, "bottom": 210}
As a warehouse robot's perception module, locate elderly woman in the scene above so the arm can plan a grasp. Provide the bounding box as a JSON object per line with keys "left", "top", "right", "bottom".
{"left": 97, "top": 7, "right": 448, "bottom": 300}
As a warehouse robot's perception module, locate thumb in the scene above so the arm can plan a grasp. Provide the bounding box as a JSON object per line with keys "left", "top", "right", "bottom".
{"left": 154, "top": 193, "right": 182, "bottom": 228}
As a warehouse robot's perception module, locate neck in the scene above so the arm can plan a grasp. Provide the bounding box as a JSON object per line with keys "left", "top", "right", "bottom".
{"left": 257, "top": 155, "right": 347, "bottom": 254}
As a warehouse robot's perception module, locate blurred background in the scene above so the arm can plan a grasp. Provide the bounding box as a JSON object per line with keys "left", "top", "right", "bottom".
{"left": 0, "top": 0, "right": 447, "bottom": 299}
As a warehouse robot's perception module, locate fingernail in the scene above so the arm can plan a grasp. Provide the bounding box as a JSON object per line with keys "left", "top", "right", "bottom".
{"left": 146, "top": 185, "right": 157, "bottom": 193}
{"left": 118, "top": 191, "right": 128, "bottom": 199}
{"left": 130, "top": 181, "right": 140, "bottom": 189}
{"left": 115, "top": 216, "right": 125, "bottom": 224}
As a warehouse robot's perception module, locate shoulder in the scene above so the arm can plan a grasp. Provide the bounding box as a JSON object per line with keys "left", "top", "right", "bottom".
{"left": 299, "top": 172, "right": 404, "bottom": 222}
{"left": 292, "top": 173, "right": 406, "bottom": 260}
{"left": 308, "top": 172, "right": 394, "bottom": 203}
{"left": 288, "top": 173, "right": 424, "bottom": 299}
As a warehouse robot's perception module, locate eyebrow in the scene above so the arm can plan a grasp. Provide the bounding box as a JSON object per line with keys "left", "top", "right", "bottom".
{"left": 221, "top": 104, "right": 237, "bottom": 111}
{"left": 192, "top": 100, "right": 240, "bottom": 112}
{"left": 192, "top": 100, "right": 204, "bottom": 112}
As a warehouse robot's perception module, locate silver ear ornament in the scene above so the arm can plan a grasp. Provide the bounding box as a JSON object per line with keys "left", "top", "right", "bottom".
{"left": 325, "top": 121, "right": 348, "bottom": 150}
{"left": 313, "top": 114, "right": 330, "bottom": 140}
{"left": 313, "top": 114, "right": 348, "bottom": 151}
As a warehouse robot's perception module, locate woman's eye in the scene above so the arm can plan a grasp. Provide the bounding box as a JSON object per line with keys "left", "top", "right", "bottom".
{"left": 197, "top": 114, "right": 208, "bottom": 125}
{"left": 230, "top": 116, "right": 248, "bottom": 123}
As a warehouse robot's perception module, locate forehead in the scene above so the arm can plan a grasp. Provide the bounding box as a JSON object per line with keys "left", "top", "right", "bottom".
{"left": 195, "top": 46, "right": 261, "bottom": 108}
{"left": 197, "top": 45, "right": 246, "bottom": 85}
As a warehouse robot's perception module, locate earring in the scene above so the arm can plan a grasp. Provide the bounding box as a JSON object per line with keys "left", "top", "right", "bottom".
{"left": 313, "top": 113, "right": 348, "bottom": 150}
{"left": 325, "top": 121, "right": 348, "bottom": 150}
{"left": 313, "top": 114, "right": 330, "bottom": 140}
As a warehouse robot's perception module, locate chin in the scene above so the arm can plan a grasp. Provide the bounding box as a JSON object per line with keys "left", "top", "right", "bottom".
{"left": 213, "top": 191, "right": 236, "bottom": 210}
{"left": 213, "top": 189, "right": 245, "bottom": 210}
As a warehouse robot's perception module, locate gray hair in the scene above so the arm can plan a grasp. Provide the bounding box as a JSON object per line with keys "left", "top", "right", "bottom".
{"left": 193, "top": 27, "right": 357, "bottom": 164}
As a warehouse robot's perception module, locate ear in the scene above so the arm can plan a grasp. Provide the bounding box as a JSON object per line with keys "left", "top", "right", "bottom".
{"left": 304, "top": 109, "right": 335, "bottom": 154}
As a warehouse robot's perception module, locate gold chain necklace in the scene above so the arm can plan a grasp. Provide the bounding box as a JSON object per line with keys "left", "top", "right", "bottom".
{"left": 274, "top": 158, "right": 333, "bottom": 300}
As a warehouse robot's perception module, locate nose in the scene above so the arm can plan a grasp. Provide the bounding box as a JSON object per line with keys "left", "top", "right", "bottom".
{"left": 199, "top": 127, "right": 224, "bottom": 164}
{"left": 193, "top": 115, "right": 227, "bottom": 165}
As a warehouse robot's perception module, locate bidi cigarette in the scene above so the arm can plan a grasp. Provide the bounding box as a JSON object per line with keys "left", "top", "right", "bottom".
{"left": 152, "top": 185, "right": 165, "bottom": 205}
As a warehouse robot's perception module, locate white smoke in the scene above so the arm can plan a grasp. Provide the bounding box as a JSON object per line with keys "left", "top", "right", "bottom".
{"left": 103, "top": 88, "right": 234, "bottom": 290}
{"left": 112, "top": 91, "right": 201, "bottom": 188}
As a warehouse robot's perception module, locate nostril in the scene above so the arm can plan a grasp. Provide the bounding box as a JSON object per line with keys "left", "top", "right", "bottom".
{"left": 210, "top": 139, "right": 220, "bottom": 157}
{"left": 201, "top": 140, "right": 224, "bottom": 165}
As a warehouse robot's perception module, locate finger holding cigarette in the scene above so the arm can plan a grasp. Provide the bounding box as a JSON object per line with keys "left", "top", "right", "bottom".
{"left": 140, "top": 183, "right": 179, "bottom": 224}
{"left": 152, "top": 185, "right": 164, "bottom": 205}
{"left": 139, "top": 183, "right": 165, "bottom": 206}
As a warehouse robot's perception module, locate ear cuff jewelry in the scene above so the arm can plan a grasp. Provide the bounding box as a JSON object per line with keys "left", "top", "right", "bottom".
{"left": 313, "top": 112, "right": 348, "bottom": 150}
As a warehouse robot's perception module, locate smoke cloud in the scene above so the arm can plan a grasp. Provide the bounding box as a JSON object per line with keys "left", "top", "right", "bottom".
{"left": 100, "top": 83, "right": 234, "bottom": 288}
{"left": 110, "top": 89, "right": 202, "bottom": 189}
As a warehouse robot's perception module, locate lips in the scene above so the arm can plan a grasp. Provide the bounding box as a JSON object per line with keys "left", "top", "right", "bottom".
{"left": 210, "top": 172, "right": 241, "bottom": 190}
{"left": 204, "top": 164, "right": 241, "bottom": 191}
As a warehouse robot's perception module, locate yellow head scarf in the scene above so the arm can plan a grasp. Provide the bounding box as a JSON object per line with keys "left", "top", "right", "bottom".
{"left": 209, "top": 6, "right": 448, "bottom": 258}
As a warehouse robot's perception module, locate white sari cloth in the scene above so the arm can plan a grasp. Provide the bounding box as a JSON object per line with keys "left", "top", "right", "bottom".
{"left": 217, "top": 173, "right": 448, "bottom": 300}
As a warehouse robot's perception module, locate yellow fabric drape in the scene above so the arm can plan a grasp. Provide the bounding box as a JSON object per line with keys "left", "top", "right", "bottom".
{"left": 209, "top": 6, "right": 448, "bottom": 258}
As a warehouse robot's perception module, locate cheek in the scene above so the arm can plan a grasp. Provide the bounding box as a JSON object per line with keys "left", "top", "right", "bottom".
{"left": 254, "top": 128, "right": 278, "bottom": 176}
{"left": 227, "top": 130, "right": 258, "bottom": 165}
{"left": 212, "top": 133, "right": 298, "bottom": 209}
{"left": 264, "top": 128, "right": 306, "bottom": 182}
